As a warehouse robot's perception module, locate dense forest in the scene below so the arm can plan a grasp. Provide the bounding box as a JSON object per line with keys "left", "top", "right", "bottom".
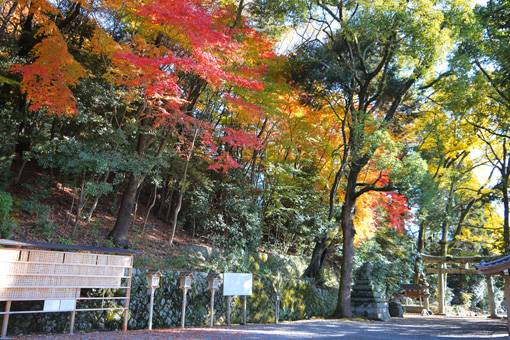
{"left": 1, "top": 0, "right": 509, "bottom": 318}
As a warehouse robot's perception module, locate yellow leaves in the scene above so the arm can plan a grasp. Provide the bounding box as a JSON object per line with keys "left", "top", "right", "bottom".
{"left": 413, "top": 105, "right": 480, "bottom": 167}
{"left": 353, "top": 194, "right": 378, "bottom": 246}
{"left": 456, "top": 206, "right": 504, "bottom": 254}
{"left": 89, "top": 27, "right": 125, "bottom": 59}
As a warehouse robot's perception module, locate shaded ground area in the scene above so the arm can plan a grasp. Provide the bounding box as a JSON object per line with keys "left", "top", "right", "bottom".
{"left": 13, "top": 315, "right": 507, "bottom": 340}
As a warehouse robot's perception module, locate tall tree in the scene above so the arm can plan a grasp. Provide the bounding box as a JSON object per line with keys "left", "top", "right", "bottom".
{"left": 455, "top": 0, "right": 510, "bottom": 251}
{"left": 291, "top": 0, "right": 464, "bottom": 317}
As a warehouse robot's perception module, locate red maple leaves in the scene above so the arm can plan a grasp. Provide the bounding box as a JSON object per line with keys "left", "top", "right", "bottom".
{"left": 9, "top": 23, "right": 86, "bottom": 116}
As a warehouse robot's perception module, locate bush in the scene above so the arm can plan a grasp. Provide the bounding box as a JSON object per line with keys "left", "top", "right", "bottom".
{"left": 0, "top": 191, "right": 17, "bottom": 239}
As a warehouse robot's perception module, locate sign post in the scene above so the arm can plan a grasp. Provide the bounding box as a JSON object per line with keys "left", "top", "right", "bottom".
{"left": 274, "top": 272, "right": 283, "bottom": 324}
{"left": 223, "top": 273, "right": 253, "bottom": 326}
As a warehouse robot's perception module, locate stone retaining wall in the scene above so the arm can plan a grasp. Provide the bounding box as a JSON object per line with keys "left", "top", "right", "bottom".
{"left": 128, "top": 269, "right": 338, "bottom": 329}
{"left": 5, "top": 269, "right": 338, "bottom": 335}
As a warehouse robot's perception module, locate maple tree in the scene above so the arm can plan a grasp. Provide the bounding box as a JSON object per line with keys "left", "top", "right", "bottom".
{"left": 101, "top": 0, "right": 277, "bottom": 246}
{"left": 0, "top": 0, "right": 277, "bottom": 246}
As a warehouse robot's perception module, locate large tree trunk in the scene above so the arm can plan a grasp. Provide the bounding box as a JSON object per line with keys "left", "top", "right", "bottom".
{"left": 502, "top": 163, "right": 510, "bottom": 252}
{"left": 302, "top": 231, "right": 337, "bottom": 278}
{"left": 333, "top": 168, "right": 358, "bottom": 318}
{"left": 107, "top": 173, "right": 139, "bottom": 247}
{"left": 107, "top": 112, "right": 150, "bottom": 247}
{"left": 303, "top": 169, "right": 343, "bottom": 279}
{"left": 414, "top": 221, "right": 426, "bottom": 283}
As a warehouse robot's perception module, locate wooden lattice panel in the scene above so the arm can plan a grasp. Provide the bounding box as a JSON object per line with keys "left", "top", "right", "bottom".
{"left": 0, "top": 248, "right": 132, "bottom": 301}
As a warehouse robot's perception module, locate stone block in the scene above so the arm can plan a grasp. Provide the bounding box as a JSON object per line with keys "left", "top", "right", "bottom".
{"left": 389, "top": 301, "right": 403, "bottom": 317}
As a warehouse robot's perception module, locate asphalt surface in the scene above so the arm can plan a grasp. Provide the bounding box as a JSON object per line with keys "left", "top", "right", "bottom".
{"left": 12, "top": 315, "right": 509, "bottom": 339}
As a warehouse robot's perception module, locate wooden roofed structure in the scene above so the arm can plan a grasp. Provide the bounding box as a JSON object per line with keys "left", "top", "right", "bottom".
{"left": 0, "top": 239, "right": 141, "bottom": 338}
{"left": 476, "top": 255, "right": 510, "bottom": 334}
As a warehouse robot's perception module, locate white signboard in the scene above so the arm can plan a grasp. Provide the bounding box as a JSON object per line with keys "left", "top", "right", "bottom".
{"left": 43, "top": 299, "right": 76, "bottom": 312}
{"left": 223, "top": 273, "right": 252, "bottom": 296}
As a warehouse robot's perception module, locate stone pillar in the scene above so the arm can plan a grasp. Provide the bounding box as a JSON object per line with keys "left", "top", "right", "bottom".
{"left": 486, "top": 276, "right": 497, "bottom": 318}
{"left": 423, "top": 293, "right": 430, "bottom": 310}
{"left": 438, "top": 262, "right": 445, "bottom": 314}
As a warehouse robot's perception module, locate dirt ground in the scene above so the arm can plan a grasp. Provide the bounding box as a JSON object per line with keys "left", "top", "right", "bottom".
{"left": 11, "top": 315, "right": 508, "bottom": 340}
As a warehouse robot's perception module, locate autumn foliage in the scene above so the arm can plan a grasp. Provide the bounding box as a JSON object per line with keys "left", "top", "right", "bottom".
{"left": 2, "top": 0, "right": 450, "bottom": 270}
{"left": 10, "top": 22, "right": 86, "bottom": 116}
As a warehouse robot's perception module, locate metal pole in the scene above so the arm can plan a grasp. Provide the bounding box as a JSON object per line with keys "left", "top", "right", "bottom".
{"left": 1, "top": 301, "right": 11, "bottom": 339}
{"left": 149, "top": 287, "right": 155, "bottom": 330}
{"left": 227, "top": 296, "right": 231, "bottom": 326}
{"left": 243, "top": 295, "right": 247, "bottom": 324}
{"left": 209, "top": 289, "right": 215, "bottom": 327}
{"left": 181, "top": 288, "right": 187, "bottom": 328}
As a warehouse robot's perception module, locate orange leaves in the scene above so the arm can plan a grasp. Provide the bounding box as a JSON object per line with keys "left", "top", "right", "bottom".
{"left": 353, "top": 191, "right": 411, "bottom": 246}
{"left": 89, "top": 27, "right": 125, "bottom": 60}
{"left": 353, "top": 194, "right": 378, "bottom": 246}
{"left": 21, "top": 0, "right": 60, "bottom": 16}
{"left": 9, "top": 23, "right": 86, "bottom": 116}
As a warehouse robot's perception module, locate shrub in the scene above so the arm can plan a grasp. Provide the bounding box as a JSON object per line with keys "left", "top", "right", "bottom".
{"left": 0, "top": 191, "right": 16, "bottom": 239}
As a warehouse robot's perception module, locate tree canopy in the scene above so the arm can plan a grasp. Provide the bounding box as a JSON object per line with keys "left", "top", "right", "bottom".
{"left": 0, "top": 0, "right": 507, "bottom": 318}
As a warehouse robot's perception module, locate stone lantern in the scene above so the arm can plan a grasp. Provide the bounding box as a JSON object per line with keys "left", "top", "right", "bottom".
{"left": 147, "top": 271, "right": 163, "bottom": 288}
{"left": 146, "top": 271, "right": 163, "bottom": 330}
{"left": 207, "top": 273, "right": 222, "bottom": 327}
{"left": 179, "top": 271, "right": 194, "bottom": 328}
{"left": 179, "top": 271, "right": 193, "bottom": 289}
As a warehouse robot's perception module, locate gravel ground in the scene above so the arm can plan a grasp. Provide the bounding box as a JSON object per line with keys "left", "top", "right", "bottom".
{"left": 12, "top": 315, "right": 508, "bottom": 340}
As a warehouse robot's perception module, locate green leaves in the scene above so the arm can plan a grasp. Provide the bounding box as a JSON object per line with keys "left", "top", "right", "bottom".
{"left": 390, "top": 152, "right": 428, "bottom": 194}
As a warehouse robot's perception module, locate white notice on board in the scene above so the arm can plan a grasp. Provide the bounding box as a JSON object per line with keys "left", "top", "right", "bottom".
{"left": 223, "top": 273, "right": 253, "bottom": 296}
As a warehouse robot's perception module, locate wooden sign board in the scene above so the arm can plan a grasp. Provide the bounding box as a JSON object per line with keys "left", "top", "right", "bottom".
{"left": 0, "top": 249, "right": 131, "bottom": 301}
{"left": 223, "top": 273, "right": 252, "bottom": 296}
{"left": 0, "top": 247, "right": 134, "bottom": 337}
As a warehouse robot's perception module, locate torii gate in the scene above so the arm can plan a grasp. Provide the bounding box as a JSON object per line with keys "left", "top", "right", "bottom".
{"left": 422, "top": 255, "right": 497, "bottom": 316}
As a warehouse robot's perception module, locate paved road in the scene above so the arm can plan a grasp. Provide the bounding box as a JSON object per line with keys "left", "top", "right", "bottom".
{"left": 13, "top": 315, "right": 508, "bottom": 339}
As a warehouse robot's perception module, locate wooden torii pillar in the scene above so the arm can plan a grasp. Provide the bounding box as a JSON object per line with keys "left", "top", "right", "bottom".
{"left": 423, "top": 255, "right": 496, "bottom": 316}
{"left": 476, "top": 255, "right": 510, "bottom": 334}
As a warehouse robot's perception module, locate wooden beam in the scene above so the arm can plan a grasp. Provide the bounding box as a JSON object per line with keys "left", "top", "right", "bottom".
{"left": 438, "top": 263, "right": 445, "bottom": 314}
{"left": 1, "top": 301, "right": 11, "bottom": 338}
{"left": 0, "top": 239, "right": 142, "bottom": 255}
{"left": 422, "top": 255, "right": 491, "bottom": 264}
{"left": 426, "top": 268, "right": 479, "bottom": 275}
